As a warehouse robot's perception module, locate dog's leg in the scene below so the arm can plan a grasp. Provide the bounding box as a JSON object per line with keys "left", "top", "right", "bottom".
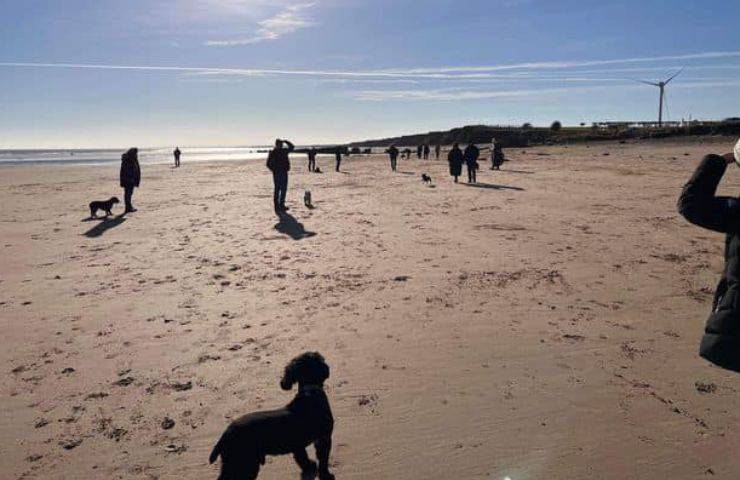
{"left": 315, "top": 437, "right": 334, "bottom": 480}
{"left": 294, "top": 449, "right": 317, "bottom": 476}
{"left": 220, "top": 456, "right": 260, "bottom": 480}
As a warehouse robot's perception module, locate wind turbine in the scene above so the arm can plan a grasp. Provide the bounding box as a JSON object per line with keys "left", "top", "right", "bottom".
{"left": 637, "top": 68, "right": 683, "bottom": 127}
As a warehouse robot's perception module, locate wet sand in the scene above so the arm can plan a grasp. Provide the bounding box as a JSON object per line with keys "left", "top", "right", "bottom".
{"left": 3, "top": 136, "right": 740, "bottom": 479}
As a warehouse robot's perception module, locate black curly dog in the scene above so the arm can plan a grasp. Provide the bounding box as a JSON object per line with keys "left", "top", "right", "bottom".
{"left": 209, "top": 352, "right": 335, "bottom": 480}
{"left": 89, "top": 197, "right": 120, "bottom": 218}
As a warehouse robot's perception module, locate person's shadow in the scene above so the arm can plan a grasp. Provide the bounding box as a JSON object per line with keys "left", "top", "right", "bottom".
{"left": 83, "top": 214, "right": 127, "bottom": 238}
{"left": 275, "top": 212, "right": 316, "bottom": 240}
{"left": 463, "top": 182, "right": 524, "bottom": 191}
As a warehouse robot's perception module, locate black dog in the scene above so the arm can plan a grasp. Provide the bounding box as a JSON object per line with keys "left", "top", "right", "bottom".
{"left": 209, "top": 352, "right": 335, "bottom": 480}
{"left": 89, "top": 197, "right": 120, "bottom": 218}
{"left": 421, "top": 173, "right": 432, "bottom": 184}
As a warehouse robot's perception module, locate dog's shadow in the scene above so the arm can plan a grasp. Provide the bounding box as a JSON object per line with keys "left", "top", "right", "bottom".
{"left": 83, "top": 214, "right": 127, "bottom": 237}
{"left": 275, "top": 212, "right": 316, "bottom": 240}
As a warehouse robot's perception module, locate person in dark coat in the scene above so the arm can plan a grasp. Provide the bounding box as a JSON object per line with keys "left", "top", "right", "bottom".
{"left": 308, "top": 147, "right": 317, "bottom": 172}
{"left": 334, "top": 150, "right": 342, "bottom": 172}
{"left": 120, "top": 147, "right": 141, "bottom": 213}
{"left": 492, "top": 143, "right": 505, "bottom": 170}
{"left": 386, "top": 145, "right": 399, "bottom": 172}
{"left": 463, "top": 143, "right": 480, "bottom": 183}
{"left": 267, "top": 138, "right": 294, "bottom": 212}
{"left": 173, "top": 147, "right": 181, "bottom": 168}
{"left": 417, "top": 144, "right": 423, "bottom": 159}
{"left": 678, "top": 149, "right": 740, "bottom": 372}
{"left": 447, "top": 143, "right": 463, "bottom": 183}
{"left": 435, "top": 144, "right": 441, "bottom": 159}
{"left": 423, "top": 144, "right": 430, "bottom": 160}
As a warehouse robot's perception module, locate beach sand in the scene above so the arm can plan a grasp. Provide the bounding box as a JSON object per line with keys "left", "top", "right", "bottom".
{"left": 3, "top": 137, "right": 740, "bottom": 479}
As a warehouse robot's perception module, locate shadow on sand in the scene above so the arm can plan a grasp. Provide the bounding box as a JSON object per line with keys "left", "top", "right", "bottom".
{"left": 463, "top": 182, "right": 525, "bottom": 191}
{"left": 397, "top": 171, "right": 416, "bottom": 175}
{"left": 497, "top": 169, "right": 535, "bottom": 174}
{"left": 275, "top": 212, "right": 316, "bottom": 240}
{"left": 83, "top": 214, "right": 127, "bottom": 238}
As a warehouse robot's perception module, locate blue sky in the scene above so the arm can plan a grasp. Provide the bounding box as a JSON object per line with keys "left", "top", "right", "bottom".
{"left": 1, "top": 0, "right": 740, "bottom": 148}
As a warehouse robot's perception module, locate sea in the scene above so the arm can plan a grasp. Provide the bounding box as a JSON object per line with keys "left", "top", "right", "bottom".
{"left": 0, "top": 146, "right": 280, "bottom": 167}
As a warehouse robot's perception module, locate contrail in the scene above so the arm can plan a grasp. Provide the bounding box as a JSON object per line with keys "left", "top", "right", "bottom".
{"left": 1, "top": 50, "right": 739, "bottom": 81}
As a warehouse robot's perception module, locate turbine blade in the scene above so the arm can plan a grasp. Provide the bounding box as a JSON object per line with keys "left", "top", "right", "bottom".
{"left": 664, "top": 67, "right": 684, "bottom": 84}
{"left": 635, "top": 79, "right": 660, "bottom": 87}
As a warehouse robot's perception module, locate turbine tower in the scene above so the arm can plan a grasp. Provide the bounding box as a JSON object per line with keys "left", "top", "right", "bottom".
{"left": 637, "top": 69, "right": 683, "bottom": 127}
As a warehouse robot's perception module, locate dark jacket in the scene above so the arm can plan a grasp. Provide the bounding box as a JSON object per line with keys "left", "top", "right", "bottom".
{"left": 678, "top": 154, "right": 740, "bottom": 372}
{"left": 386, "top": 146, "right": 399, "bottom": 158}
{"left": 448, "top": 147, "right": 463, "bottom": 177}
{"left": 464, "top": 144, "right": 480, "bottom": 165}
{"left": 267, "top": 141, "right": 294, "bottom": 173}
{"left": 493, "top": 144, "right": 505, "bottom": 166}
{"left": 120, "top": 152, "right": 141, "bottom": 188}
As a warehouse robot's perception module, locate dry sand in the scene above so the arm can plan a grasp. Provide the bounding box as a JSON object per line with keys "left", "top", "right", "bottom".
{"left": 3, "top": 137, "right": 740, "bottom": 480}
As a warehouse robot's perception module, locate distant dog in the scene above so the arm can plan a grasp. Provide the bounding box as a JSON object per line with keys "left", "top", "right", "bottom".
{"left": 314, "top": 167, "right": 322, "bottom": 174}
{"left": 89, "top": 197, "right": 119, "bottom": 218}
{"left": 421, "top": 173, "right": 432, "bottom": 184}
{"left": 209, "top": 352, "right": 335, "bottom": 480}
{"left": 304, "top": 190, "right": 314, "bottom": 208}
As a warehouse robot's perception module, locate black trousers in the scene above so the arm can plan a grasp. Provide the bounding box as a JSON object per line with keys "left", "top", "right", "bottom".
{"left": 123, "top": 185, "right": 135, "bottom": 211}
{"left": 335, "top": 155, "right": 342, "bottom": 172}
{"left": 466, "top": 163, "right": 477, "bottom": 183}
{"left": 390, "top": 155, "right": 397, "bottom": 171}
{"left": 272, "top": 171, "right": 288, "bottom": 209}
{"left": 308, "top": 158, "right": 315, "bottom": 172}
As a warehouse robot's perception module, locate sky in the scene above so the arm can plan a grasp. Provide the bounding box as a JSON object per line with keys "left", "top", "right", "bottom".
{"left": 1, "top": 0, "right": 740, "bottom": 148}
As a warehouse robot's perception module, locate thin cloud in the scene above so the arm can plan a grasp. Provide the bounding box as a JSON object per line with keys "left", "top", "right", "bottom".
{"left": 205, "top": 3, "right": 315, "bottom": 46}
{"left": 373, "top": 51, "right": 740, "bottom": 75}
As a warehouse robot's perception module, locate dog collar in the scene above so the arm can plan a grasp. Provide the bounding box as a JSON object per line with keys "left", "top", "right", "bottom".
{"left": 298, "top": 384, "right": 324, "bottom": 395}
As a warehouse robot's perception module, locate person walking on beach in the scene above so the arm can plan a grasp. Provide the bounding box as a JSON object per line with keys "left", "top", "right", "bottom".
{"left": 464, "top": 143, "right": 480, "bottom": 183}
{"left": 423, "top": 144, "right": 430, "bottom": 160}
{"left": 386, "top": 145, "right": 399, "bottom": 172}
{"left": 435, "top": 144, "right": 441, "bottom": 159}
{"left": 308, "top": 147, "right": 317, "bottom": 172}
{"left": 266, "top": 138, "right": 294, "bottom": 212}
{"left": 173, "top": 147, "right": 181, "bottom": 168}
{"left": 678, "top": 144, "right": 740, "bottom": 372}
{"left": 447, "top": 143, "right": 463, "bottom": 183}
{"left": 120, "top": 148, "right": 141, "bottom": 213}
{"left": 335, "top": 150, "right": 342, "bottom": 172}
{"left": 491, "top": 140, "right": 504, "bottom": 170}
{"left": 417, "top": 144, "right": 423, "bottom": 159}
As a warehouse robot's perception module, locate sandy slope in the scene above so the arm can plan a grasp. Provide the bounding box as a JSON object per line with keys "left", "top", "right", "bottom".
{"left": 3, "top": 137, "right": 740, "bottom": 480}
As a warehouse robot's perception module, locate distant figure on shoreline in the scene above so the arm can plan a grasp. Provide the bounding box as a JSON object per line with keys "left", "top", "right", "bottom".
{"left": 173, "top": 147, "right": 181, "bottom": 168}
{"left": 120, "top": 148, "right": 141, "bottom": 213}
{"left": 386, "top": 145, "right": 399, "bottom": 171}
{"left": 423, "top": 144, "right": 430, "bottom": 160}
{"left": 334, "top": 150, "right": 342, "bottom": 172}
{"left": 678, "top": 146, "right": 740, "bottom": 372}
{"left": 308, "top": 147, "right": 317, "bottom": 172}
{"left": 417, "top": 144, "right": 423, "bottom": 159}
{"left": 491, "top": 140, "right": 504, "bottom": 170}
{"left": 447, "top": 143, "right": 463, "bottom": 183}
{"left": 435, "top": 144, "right": 441, "bottom": 159}
{"left": 464, "top": 143, "right": 480, "bottom": 183}
{"left": 267, "top": 138, "right": 294, "bottom": 212}
{"left": 403, "top": 148, "right": 412, "bottom": 159}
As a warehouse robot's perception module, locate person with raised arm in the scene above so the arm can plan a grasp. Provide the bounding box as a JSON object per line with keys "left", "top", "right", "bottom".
{"left": 678, "top": 140, "right": 740, "bottom": 372}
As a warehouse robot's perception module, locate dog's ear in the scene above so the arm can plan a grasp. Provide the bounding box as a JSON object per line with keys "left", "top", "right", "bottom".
{"left": 281, "top": 358, "right": 298, "bottom": 390}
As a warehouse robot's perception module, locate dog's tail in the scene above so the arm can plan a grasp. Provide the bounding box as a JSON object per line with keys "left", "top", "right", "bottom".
{"left": 209, "top": 433, "right": 225, "bottom": 464}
